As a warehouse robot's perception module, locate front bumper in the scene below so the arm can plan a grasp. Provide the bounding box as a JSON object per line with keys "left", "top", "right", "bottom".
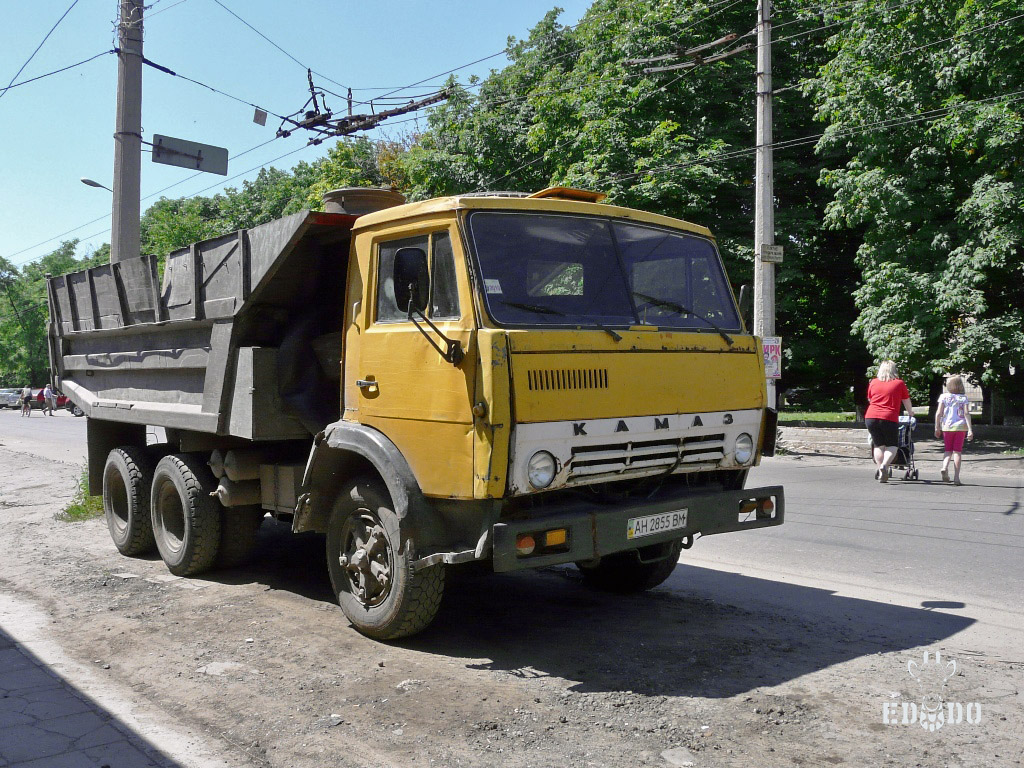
{"left": 491, "top": 484, "right": 783, "bottom": 572}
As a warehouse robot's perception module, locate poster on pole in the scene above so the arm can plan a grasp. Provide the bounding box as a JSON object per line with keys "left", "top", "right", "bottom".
{"left": 763, "top": 336, "right": 782, "bottom": 379}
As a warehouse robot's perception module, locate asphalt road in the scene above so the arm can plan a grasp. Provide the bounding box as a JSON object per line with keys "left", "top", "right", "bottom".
{"left": 3, "top": 408, "right": 1020, "bottom": 659}
{"left": 680, "top": 458, "right": 1024, "bottom": 659}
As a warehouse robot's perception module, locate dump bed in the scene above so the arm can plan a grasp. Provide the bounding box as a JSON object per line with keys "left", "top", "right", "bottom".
{"left": 47, "top": 210, "right": 357, "bottom": 440}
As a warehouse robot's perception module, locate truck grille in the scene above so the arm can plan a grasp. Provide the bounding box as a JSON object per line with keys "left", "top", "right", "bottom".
{"left": 527, "top": 368, "right": 608, "bottom": 391}
{"left": 568, "top": 433, "right": 726, "bottom": 480}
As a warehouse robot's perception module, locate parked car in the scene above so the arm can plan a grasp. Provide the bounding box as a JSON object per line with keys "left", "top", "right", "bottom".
{"left": 60, "top": 391, "right": 84, "bottom": 416}
{"left": 0, "top": 388, "right": 21, "bottom": 408}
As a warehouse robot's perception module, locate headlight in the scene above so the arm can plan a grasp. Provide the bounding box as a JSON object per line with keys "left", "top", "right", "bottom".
{"left": 527, "top": 451, "right": 556, "bottom": 489}
{"left": 734, "top": 433, "right": 754, "bottom": 464}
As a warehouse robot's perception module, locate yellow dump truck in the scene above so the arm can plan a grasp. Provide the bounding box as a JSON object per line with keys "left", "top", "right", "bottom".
{"left": 47, "top": 186, "right": 782, "bottom": 639}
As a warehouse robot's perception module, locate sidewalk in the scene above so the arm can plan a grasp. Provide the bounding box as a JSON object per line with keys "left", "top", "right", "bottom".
{"left": 778, "top": 423, "right": 1024, "bottom": 477}
{"left": 0, "top": 595, "right": 234, "bottom": 768}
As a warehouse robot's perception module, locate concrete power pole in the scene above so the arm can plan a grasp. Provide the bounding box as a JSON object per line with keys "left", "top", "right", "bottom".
{"left": 753, "top": 0, "right": 777, "bottom": 408}
{"left": 110, "top": 0, "right": 144, "bottom": 264}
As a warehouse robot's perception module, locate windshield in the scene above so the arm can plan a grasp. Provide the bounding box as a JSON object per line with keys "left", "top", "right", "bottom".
{"left": 466, "top": 211, "right": 741, "bottom": 332}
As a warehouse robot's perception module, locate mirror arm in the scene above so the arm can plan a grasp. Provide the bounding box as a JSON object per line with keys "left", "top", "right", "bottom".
{"left": 406, "top": 301, "right": 464, "bottom": 366}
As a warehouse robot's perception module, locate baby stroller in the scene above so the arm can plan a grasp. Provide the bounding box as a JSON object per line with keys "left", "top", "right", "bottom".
{"left": 872, "top": 415, "right": 919, "bottom": 481}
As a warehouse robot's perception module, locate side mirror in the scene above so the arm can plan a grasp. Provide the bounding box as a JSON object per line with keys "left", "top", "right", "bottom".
{"left": 738, "top": 284, "right": 752, "bottom": 330}
{"left": 394, "top": 247, "right": 429, "bottom": 314}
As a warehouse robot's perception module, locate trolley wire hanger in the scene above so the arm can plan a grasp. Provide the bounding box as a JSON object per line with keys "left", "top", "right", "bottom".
{"left": 276, "top": 70, "right": 451, "bottom": 145}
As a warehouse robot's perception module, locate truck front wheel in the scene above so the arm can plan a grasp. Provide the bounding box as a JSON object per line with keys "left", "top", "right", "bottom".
{"left": 577, "top": 540, "right": 683, "bottom": 593}
{"left": 102, "top": 446, "right": 156, "bottom": 556}
{"left": 326, "top": 478, "right": 445, "bottom": 640}
{"left": 150, "top": 454, "right": 222, "bottom": 576}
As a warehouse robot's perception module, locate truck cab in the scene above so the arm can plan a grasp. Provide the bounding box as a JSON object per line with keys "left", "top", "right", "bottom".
{"left": 302, "top": 187, "right": 782, "bottom": 635}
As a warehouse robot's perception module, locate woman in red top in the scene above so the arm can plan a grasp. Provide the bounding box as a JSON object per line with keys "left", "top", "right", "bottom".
{"left": 865, "top": 360, "right": 913, "bottom": 483}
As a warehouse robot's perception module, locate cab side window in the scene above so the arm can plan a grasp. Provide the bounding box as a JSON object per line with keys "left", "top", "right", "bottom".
{"left": 377, "top": 235, "right": 429, "bottom": 322}
{"left": 430, "top": 232, "right": 460, "bottom": 320}
{"left": 376, "top": 232, "right": 460, "bottom": 323}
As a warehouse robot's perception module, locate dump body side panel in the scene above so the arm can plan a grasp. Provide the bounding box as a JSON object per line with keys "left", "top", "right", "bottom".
{"left": 47, "top": 211, "right": 357, "bottom": 440}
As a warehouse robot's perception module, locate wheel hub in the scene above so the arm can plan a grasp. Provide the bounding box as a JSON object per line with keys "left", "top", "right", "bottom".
{"left": 339, "top": 514, "right": 392, "bottom": 607}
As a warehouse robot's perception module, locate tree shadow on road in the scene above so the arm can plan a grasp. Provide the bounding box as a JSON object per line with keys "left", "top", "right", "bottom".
{"left": 400, "top": 564, "right": 975, "bottom": 699}
{"left": 196, "top": 519, "right": 976, "bottom": 700}
{"left": 202, "top": 520, "right": 334, "bottom": 603}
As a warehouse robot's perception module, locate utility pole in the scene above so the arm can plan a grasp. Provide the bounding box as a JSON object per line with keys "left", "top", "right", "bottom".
{"left": 753, "top": 0, "right": 777, "bottom": 408}
{"left": 110, "top": 0, "right": 144, "bottom": 264}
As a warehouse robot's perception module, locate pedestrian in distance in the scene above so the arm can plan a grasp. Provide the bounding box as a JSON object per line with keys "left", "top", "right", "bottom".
{"left": 934, "top": 375, "right": 974, "bottom": 486}
{"left": 20, "top": 384, "right": 32, "bottom": 417}
{"left": 42, "top": 383, "right": 56, "bottom": 416}
{"left": 865, "top": 360, "right": 913, "bottom": 483}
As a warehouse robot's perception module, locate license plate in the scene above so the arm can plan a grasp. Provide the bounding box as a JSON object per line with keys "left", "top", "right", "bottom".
{"left": 626, "top": 509, "right": 688, "bottom": 540}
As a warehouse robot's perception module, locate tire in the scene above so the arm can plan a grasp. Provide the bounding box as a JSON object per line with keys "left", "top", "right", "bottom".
{"left": 577, "top": 540, "right": 683, "bottom": 593}
{"left": 150, "top": 454, "right": 222, "bottom": 576}
{"left": 102, "top": 446, "right": 156, "bottom": 556}
{"left": 326, "top": 478, "right": 445, "bottom": 640}
{"left": 218, "top": 506, "right": 265, "bottom": 568}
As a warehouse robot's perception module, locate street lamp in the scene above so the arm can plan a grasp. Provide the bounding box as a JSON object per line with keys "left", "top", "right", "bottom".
{"left": 80, "top": 177, "right": 113, "bottom": 192}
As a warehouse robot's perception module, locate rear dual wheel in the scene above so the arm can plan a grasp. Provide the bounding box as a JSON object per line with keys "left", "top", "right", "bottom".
{"left": 150, "top": 454, "right": 222, "bottom": 576}
{"left": 103, "top": 447, "right": 157, "bottom": 556}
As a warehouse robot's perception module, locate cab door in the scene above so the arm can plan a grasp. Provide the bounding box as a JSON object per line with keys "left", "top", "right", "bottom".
{"left": 344, "top": 226, "right": 478, "bottom": 499}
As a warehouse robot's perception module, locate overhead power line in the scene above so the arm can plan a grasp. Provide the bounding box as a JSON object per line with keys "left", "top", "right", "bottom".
{"left": 0, "top": 50, "right": 114, "bottom": 96}
{"left": 209, "top": 0, "right": 350, "bottom": 94}
{"left": 10, "top": 140, "right": 325, "bottom": 266}
{"left": 901, "top": 11, "right": 1024, "bottom": 55}
{"left": 0, "top": 0, "right": 81, "bottom": 103}
{"left": 5, "top": 135, "right": 284, "bottom": 266}
{"left": 363, "top": 0, "right": 676, "bottom": 103}
{"left": 772, "top": 0, "right": 923, "bottom": 30}
{"left": 770, "top": 0, "right": 1020, "bottom": 46}
{"left": 146, "top": 0, "right": 190, "bottom": 19}
{"left": 601, "top": 88, "right": 1024, "bottom": 185}
{"left": 479, "top": 62, "right": 704, "bottom": 191}
{"left": 135, "top": 52, "right": 291, "bottom": 121}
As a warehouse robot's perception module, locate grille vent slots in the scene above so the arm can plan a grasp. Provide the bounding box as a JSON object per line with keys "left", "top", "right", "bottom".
{"left": 527, "top": 368, "right": 608, "bottom": 392}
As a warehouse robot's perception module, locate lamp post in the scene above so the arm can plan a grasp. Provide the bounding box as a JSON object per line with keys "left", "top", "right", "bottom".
{"left": 80, "top": 178, "right": 113, "bottom": 192}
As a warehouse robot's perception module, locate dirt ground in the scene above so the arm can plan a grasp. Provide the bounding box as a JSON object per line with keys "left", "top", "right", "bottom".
{"left": 0, "top": 436, "right": 1021, "bottom": 768}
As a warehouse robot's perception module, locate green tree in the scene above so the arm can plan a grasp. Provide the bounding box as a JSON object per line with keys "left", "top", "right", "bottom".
{"left": 140, "top": 196, "right": 226, "bottom": 258}
{"left": 0, "top": 241, "right": 107, "bottom": 386}
{"left": 812, "top": 0, "right": 1024, "bottom": 410}
{"left": 303, "top": 136, "right": 408, "bottom": 209}
{"left": 218, "top": 166, "right": 311, "bottom": 230}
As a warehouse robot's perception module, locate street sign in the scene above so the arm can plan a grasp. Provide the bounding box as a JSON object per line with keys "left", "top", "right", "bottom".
{"left": 757, "top": 244, "right": 784, "bottom": 263}
{"left": 763, "top": 336, "right": 782, "bottom": 379}
{"left": 152, "top": 134, "right": 228, "bottom": 176}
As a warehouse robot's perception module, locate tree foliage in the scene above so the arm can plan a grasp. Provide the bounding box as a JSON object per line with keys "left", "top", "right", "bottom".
{"left": 812, "top": 0, "right": 1024, "bottom": 404}
{"left": 0, "top": 241, "right": 107, "bottom": 386}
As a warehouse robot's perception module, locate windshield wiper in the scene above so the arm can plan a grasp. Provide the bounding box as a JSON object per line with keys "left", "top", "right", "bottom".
{"left": 498, "top": 300, "right": 622, "bottom": 342}
{"left": 632, "top": 291, "right": 734, "bottom": 346}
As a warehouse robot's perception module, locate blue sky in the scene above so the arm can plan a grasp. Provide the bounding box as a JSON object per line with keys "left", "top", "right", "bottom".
{"left": 1, "top": 0, "right": 593, "bottom": 267}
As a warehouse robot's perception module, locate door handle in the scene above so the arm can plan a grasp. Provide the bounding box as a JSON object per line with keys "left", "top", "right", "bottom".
{"left": 355, "top": 379, "right": 378, "bottom": 390}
